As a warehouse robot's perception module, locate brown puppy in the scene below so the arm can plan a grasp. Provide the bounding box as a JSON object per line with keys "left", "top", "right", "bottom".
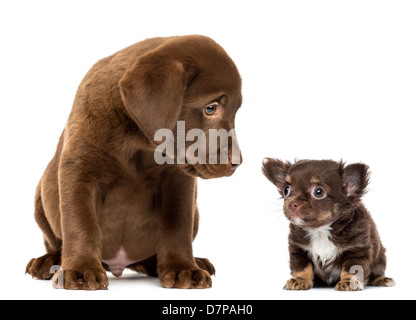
{"left": 262, "top": 159, "right": 394, "bottom": 291}
{"left": 26, "top": 35, "right": 243, "bottom": 290}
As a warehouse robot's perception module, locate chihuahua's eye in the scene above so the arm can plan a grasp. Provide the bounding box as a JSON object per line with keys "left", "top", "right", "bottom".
{"left": 283, "top": 185, "right": 291, "bottom": 198}
{"left": 204, "top": 104, "right": 217, "bottom": 115}
{"left": 312, "top": 187, "right": 326, "bottom": 200}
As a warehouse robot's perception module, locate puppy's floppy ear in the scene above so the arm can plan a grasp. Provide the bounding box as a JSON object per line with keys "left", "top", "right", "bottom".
{"left": 342, "top": 163, "right": 370, "bottom": 198}
{"left": 119, "top": 45, "right": 198, "bottom": 144}
{"left": 262, "top": 158, "right": 292, "bottom": 190}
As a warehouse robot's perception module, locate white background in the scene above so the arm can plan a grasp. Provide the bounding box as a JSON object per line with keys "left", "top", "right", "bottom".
{"left": 1, "top": 0, "right": 415, "bottom": 300}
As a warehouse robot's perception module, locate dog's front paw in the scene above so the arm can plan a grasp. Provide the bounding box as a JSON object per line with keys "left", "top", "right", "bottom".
{"left": 53, "top": 259, "right": 109, "bottom": 290}
{"left": 284, "top": 278, "right": 312, "bottom": 290}
{"left": 335, "top": 278, "right": 364, "bottom": 291}
{"left": 26, "top": 253, "right": 61, "bottom": 280}
{"left": 195, "top": 257, "right": 216, "bottom": 276}
{"left": 158, "top": 264, "right": 212, "bottom": 289}
{"left": 370, "top": 276, "right": 395, "bottom": 287}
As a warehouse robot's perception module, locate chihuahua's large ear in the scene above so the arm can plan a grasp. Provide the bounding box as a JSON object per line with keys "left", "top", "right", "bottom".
{"left": 262, "top": 158, "right": 292, "bottom": 190}
{"left": 119, "top": 45, "right": 197, "bottom": 144}
{"left": 342, "top": 163, "right": 370, "bottom": 198}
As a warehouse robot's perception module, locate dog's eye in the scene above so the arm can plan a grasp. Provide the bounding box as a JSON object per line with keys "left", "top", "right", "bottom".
{"left": 204, "top": 104, "right": 217, "bottom": 115}
{"left": 312, "top": 187, "right": 326, "bottom": 200}
{"left": 283, "top": 185, "right": 291, "bottom": 198}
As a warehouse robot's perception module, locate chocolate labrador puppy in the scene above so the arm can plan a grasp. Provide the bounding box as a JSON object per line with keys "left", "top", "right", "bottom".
{"left": 26, "top": 35, "right": 243, "bottom": 290}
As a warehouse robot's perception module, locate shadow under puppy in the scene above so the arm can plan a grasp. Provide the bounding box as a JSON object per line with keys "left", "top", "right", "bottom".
{"left": 263, "top": 159, "right": 394, "bottom": 291}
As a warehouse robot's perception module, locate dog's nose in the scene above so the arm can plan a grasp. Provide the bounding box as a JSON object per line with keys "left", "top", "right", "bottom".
{"left": 289, "top": 202, "right": 299, "bottom": 211}
{"left": 230, "top": 162, "right": 239, "bottom": 171}
{"left": 229, "top": 153, "right": 242, "bottom": 171}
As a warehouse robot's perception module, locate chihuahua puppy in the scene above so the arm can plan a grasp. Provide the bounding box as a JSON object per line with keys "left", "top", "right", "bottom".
{"left": 262, "top": 159, "right": 394, "bottom": 291}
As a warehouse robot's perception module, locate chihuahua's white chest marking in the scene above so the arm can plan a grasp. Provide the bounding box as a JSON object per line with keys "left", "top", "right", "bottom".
{"left": 102, "top": 247, "right": 136, "bottom": 277}
{"left": 306, "top": 224, "right": 339, "bottom": 267}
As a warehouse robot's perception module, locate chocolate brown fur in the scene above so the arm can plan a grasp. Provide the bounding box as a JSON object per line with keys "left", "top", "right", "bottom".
{"left": 263, "top": 159, "right": 394, "bottom": 291}
{"left": 26, "top": 35, "right": 242, "bottom": 290}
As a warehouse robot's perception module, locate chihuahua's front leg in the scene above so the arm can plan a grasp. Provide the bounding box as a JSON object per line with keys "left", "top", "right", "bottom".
{"left": 156, "top": 171, "right": 212, "bottom": 289}
{"left": 55, "top": 154, "right": 108, "bottom": 290}
{"left": 335, "top": 258, "right": 370, "bottom": 291}
{"left": 284, "top": 245, "right": 314, "bottom": 290}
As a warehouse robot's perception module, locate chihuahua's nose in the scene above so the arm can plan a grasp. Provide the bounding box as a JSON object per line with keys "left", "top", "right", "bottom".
{"left": 289, "top": 201, "right": 299, "bottom": 211}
